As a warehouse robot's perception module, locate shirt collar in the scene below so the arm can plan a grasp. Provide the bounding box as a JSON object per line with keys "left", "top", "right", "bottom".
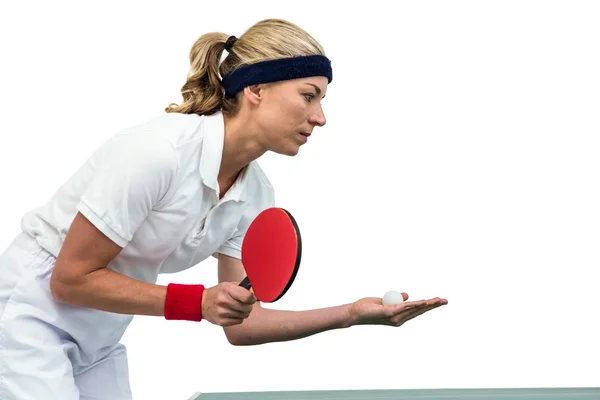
{"left": 199, "top": 111, "right": 249, "bottom": 202}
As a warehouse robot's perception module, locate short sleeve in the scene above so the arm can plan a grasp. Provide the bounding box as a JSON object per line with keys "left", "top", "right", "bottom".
{"left": 215, "top": 183, "right": 275, "bottom": 259}
{"left": 77, "top": 133, "right": 178, "bottom": 248}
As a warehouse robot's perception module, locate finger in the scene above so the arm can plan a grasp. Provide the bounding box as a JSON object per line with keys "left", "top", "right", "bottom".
{"left": 387, "top": 297, "right": 447, "bottom": 324}
{"left": 414, "top": 298, "right": 447, "bottom": 310}
{"left": 420, "top": 297, "right": 445, "bottom": 305}
{"left": 386, "top": 300, "right": 438, "bottom": 321}
{"left": 220, "top": 310, "right": 250, "bottom": 322}
{"left": 433, "top": 297, "right": 448, "bottom": 306}
{"left": 224, "top": 301, "right": 254, "bottom": 315}
{"left": 389, "top": 299, "right": 428, "bottom": 313}
{"left": 394, "top": 297, "right": 445, "bottom": 312}
{"left": 221, "top": 304, "right": 253, "bottom": 318}
{"left": 222, "top": 290, "right": 255, "bottom": 313}
{"left": 430, "top": 297, "right": 448, "bottom": 305}
{"left": 216, "top": 291, "right": 254, "bottom": 314}
{"left": 396, "top": 302, "right": 446, "bottom": 325}
{"left": 229, "top": 286, "right": 257, "bottom": 305}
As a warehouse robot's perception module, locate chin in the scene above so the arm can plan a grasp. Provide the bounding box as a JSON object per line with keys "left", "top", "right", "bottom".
{"left": 287, "top": 146, "right": 301, "bottom": 156}
{"left": 273, "top": 145, "right": 301, "bottom": 157}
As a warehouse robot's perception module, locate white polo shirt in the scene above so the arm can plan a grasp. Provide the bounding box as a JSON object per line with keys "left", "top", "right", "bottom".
{"left": 20, "top": 111, "right": 275, "bottom": 284}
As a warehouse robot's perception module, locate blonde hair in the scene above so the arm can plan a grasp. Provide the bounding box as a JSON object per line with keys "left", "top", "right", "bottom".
{"left": 165, "top": 19, "right": 326, "bottom": 116}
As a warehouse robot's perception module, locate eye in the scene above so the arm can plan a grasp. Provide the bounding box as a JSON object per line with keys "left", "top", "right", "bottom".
{"left": 302, "top": 93, "right": 315, "bottom": 102}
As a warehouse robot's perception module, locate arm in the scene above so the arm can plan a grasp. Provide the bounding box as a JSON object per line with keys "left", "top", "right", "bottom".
{"left": 217, "top": 253, "right": 354, "bottom": 346}
{"left": 51, "top": 212, "right": 256, "bottom": 324}
{"left": 50, "top": 211, "right": 168, "bottom": 316}
{"left": 49, "top": 133, "right": 178, "bottom": 316}
{"left": 218, "top": 254, "right": 449, "bottom": 346}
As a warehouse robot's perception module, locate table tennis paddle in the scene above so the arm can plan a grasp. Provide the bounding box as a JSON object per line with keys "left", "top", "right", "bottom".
{"left": 238, "top": 207, "right": 302, "bottom": 303}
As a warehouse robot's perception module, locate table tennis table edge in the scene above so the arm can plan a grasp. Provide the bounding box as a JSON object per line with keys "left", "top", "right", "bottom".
{"left": 188, "top": 387, "right": 600, "bottom": 400}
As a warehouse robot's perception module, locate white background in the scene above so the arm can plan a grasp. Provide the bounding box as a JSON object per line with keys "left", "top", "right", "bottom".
{"left": 1, "top": 1, "right": 599, "bottom": 399}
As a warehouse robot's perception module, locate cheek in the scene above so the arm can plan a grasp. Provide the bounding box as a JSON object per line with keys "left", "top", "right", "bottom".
{"left": 266, "top": 97, "right": 304, "bottom": 131}
{"left": 283, "top": 98, "right": 308, "bottom": 125}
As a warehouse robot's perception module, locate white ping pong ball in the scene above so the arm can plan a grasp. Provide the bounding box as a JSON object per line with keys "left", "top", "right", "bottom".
{"left": 382, "top": 290, "right": 404, "bottom": 305}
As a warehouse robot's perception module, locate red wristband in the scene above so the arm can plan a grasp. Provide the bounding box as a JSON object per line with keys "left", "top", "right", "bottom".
{"left": 164, "top": 283, "right": 205, "bottom": 321}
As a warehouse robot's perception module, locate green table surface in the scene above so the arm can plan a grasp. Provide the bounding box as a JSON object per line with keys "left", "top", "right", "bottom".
{"left": 189, "top": 387, "right": 599, "bottom": 400}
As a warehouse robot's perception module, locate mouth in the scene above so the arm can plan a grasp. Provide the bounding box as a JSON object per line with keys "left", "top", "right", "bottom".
{"left": 299, "top": 132, "right": 311, "bottom": 141}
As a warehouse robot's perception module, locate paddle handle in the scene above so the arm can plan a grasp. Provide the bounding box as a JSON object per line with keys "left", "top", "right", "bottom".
{"left": 238, "top": 276, "right": 251, "bottom": 290}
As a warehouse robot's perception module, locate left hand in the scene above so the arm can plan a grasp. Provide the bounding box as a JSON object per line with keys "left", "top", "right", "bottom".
{"left": 348, "top": 293, "right": 447, "bottom": 327}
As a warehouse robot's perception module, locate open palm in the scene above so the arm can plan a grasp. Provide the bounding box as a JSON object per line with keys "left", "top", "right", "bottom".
{"left": 349, "top": 294, "right": 447, "bottom": 327}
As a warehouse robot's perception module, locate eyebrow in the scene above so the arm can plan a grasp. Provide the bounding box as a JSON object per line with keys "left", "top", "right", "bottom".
{"left": 305, "top": 83, "right": 325, "bottom": 98}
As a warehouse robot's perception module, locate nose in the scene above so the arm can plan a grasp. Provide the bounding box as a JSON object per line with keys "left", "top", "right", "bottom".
{"left": 309, "top": 104, "right": 327, "bottom": 127}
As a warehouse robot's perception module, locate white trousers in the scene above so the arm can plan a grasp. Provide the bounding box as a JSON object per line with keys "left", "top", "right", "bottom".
{"left": 0, "top": 233, "right": 133, "bottom": 399}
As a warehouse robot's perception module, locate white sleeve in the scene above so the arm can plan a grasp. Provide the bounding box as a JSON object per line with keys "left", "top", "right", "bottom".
{"left": 77, "top": 133, "right": 178, "bottom": 248}
{"left": 215, "top": 185, "right": 275, "bottom": 259}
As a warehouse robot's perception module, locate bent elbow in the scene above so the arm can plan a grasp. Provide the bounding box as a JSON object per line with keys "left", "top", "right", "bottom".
{"left": 227, "top": 337, "right": 243, "bottom": 346}
{"left": 49, "top": 272, "right": 73, "bottom": 304}
{"left": 225, "top": 332, "right": 245, "bottom": 346}
{"left": 49, "top": 277, "right": 66, "bottom": 302}
{"left": 224, "top": 328, "right": 256, "bottom": 346}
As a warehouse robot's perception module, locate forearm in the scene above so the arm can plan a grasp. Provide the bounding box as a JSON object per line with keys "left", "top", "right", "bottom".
{"left": 50, "top": 267, "right": 167, "bottom": 316}
{"left": 225, "top": 303, "right": 355, "bottom": 346}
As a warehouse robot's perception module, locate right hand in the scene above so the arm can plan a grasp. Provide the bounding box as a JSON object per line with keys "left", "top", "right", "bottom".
{"left": 202, "top": 282, "right": 257, "bottom": 326}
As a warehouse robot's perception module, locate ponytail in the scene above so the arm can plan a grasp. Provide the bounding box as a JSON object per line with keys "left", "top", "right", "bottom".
{"left": 165, "top": 32, "right": 228, "bottom": 115}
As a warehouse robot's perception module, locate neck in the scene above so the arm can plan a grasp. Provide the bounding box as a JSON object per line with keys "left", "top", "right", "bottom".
{"left": 219, "top": 110, "right": 267, "bottom": 183}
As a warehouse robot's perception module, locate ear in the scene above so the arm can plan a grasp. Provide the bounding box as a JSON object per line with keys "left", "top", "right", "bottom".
{"left": 242, "top": 84, "right": 263, "bottom": 105}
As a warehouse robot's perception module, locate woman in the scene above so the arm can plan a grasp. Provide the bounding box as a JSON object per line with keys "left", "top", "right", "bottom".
{"left": 0, "top": 18, "right": 447, "bottom": 399}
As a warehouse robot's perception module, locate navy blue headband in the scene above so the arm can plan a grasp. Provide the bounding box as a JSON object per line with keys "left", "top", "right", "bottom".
{"left": 221, "top": 55, "right": 333, "bottom": 99}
